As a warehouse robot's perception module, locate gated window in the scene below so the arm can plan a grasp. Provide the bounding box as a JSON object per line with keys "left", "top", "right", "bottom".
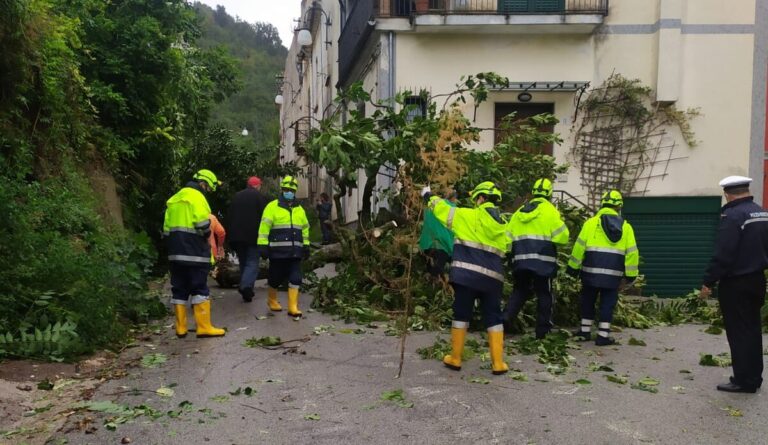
{"left": 404, "top": 96, "right": 427, "bottom": 122}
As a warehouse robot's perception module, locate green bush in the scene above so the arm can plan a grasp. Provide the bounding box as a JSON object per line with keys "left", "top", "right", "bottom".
{"left": 0, "top": 175, "right": 163, "bottom": 361}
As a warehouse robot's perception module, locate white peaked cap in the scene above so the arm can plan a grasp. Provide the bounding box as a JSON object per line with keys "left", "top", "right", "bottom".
{"left": 718, "top": 175, "right": 752, "bottom": 189}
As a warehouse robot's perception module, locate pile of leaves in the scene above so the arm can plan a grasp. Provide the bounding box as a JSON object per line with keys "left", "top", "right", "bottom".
{"left": 508, "top": 330, "right": 576, "bottom": 374}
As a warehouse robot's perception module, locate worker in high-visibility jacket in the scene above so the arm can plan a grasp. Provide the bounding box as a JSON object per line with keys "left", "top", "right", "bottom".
{"left": 163, "top": 169, "right": 226, "bottom": 338}
{"left": 421, "top": 182, "right": 513, "bottom": 375}
{"left": 505, "top": 178, "right": 569, "bottom": 339}
{"left": 566, "top": 190, "right": 639, "bottom": 345}
{"left": 258, "top": 176, "right": 310, "bottom": 317}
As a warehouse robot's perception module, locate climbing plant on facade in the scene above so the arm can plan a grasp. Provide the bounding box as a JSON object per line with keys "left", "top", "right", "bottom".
{"left": 571, "top": 73, "right": 700, "bottom": 208}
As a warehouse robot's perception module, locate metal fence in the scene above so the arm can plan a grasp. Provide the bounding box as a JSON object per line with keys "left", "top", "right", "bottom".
{"left": 378, "top": 0, "right": 609, "bottom": 17}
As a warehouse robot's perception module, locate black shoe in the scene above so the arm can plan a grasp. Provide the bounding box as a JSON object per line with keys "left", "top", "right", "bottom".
{"left": 572, "top": 331, "right": 590, "bottom": 342}
{"left": 595, "top": 336, "right": 616, "bottom": 346}
{"left": 717, "top": 382, "right": 758, "bottom": 393}
{"left": 239, "top": 288, "right": 254, "bottom": 303}
{"left": 535, "top": 331, "right": 550, "bottom": 340}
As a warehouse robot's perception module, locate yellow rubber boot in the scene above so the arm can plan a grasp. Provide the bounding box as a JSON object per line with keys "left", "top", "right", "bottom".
{"left": 287, "top": 287, "right": 302, "bottom": 317}
{"left": 267, "top": 287, "right": 282, "bottom": 312}
{"left": 192, "top": 300, "right": 225, "bottom": 338}
{"left": 443, "top": 321, "right": 467, "bottom": 371}
{"left": 488, "top": 327, "right": 509, "bottom": 375}
{"left": 174, "top": 305, "right": 188, "bottom": 338}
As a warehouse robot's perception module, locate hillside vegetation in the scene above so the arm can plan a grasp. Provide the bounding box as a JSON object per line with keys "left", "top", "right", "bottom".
{"left": 0, "top": 0, "right": 285, "bottom": 360}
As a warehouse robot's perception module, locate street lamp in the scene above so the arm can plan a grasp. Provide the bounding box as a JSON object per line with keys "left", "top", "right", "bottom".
{"left": 295, "top": 1, "right": 332, "bottom": 48}
{"left": 274, "top": 73, "right": 297, "bottom": 105}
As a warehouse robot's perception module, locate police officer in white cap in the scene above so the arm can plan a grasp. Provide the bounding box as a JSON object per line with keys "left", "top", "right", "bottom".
{"left": 700, "top": 175, "right": 768, "bottom": 393}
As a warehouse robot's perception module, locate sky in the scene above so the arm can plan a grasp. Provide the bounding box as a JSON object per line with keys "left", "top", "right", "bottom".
{"left": 194, "top": 0, "right": 302, "bottom": 48}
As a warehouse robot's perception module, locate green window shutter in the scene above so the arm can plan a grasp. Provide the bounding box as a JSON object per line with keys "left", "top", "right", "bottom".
{"left": 499, "top": 0, "right": 531, "bottom": 13}
{"left": 532, "top": 0, "right": 565, "bottom": 12}
{"left": 622, "top": 197, "right": 722, "bottom": 297}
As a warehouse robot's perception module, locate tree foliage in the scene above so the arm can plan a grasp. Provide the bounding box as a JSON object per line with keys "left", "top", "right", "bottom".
{"left": 0, "top": 0, "right": 248, "bottom": 360}
{"left": 306, "top": 73, "right": 577, "bottom": 336}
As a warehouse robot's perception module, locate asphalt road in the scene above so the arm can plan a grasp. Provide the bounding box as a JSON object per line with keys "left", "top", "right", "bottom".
{"left": 51, "top": 268, "right": 767, "bottom": 445}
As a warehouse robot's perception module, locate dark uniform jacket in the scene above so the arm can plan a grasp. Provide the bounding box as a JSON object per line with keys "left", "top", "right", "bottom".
{"left": 227, "top": 188, "right": 269, "bottom": 245}
{"left": 703, "top": 196, "right": 768, "bottom": 286}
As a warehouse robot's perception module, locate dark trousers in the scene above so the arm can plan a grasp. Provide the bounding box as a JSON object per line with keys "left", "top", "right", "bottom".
{"left": 452, "top": 283, "right": 504, "bottom": 329}
{"left": 425, "top": 249, "right": 451, "bottom": 277}
{"left": 268, "top": 258, "right": 302, "bottom": 289}
{"left": 231, "top": 241, "right": 260, "bottom": 294}
{"left": 506, "top": 270, "right": 553, "bottom": 337}
{"left": 170, "top": 263, "right": 210, "bottom": 304}
{"left": 580, "top": 285, "right": 619, "bottom": 325}
{"left": 719, "top": 272, "right": 765, "bottom": 389}
{"left": 320, "top": 219, "right": 332, "bottom": 244}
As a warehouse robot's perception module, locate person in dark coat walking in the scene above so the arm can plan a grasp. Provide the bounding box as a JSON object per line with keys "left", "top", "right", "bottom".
{"left": 227, "top": 176, "right": 269, "bottom": 302}
{"left": 316, "top": 193, "right": 333, "bottom": 245}
{"left": 701, "top": 175, "right": 768, "bottom": 393}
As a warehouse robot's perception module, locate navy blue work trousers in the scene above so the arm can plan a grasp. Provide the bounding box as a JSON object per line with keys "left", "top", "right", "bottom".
{"left": 452, "top": 283, "right": 504, "bottom": 328}
{"left": 268, "top": 258, "right": 302, "bottom": 289}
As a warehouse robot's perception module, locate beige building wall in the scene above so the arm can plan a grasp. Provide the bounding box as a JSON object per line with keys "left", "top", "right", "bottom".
{"left": 280, "top": 0, "right": 766, "bottom": 220}
{"left": 391, "top": 0, "right": 759, "bottom": 204}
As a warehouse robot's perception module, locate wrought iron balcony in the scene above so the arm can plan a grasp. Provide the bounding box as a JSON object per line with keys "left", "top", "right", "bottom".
{"left": 378, "top": 0, "right": 609, "bottom": 16}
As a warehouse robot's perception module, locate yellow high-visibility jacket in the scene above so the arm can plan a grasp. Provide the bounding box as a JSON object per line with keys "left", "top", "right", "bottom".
{"left": 568, "top": 207, "right": 639, "bottom": 288}
{"left": 508, "top": 197, "right": 569, "bottom": 277}
{"left": 163, "top": 182, "right": 212, "bottom": 266}
{"left": 258, "top": 199, "right": 310, "bottom": 259}
{"left": 429, "top": 196, "right": 512, "bottom": 293}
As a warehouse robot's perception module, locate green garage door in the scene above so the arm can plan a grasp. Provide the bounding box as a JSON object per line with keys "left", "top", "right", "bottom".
{"left": 622, "top": 196, "right": 721, "bottom": 297}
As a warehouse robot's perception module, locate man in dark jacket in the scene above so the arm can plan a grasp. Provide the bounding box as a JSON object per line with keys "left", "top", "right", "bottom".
{"left": 228, "top": 176, "right": 269, "bottom": 302}
{"left": 701, "top": 176, "right": 768, "bottom": 393}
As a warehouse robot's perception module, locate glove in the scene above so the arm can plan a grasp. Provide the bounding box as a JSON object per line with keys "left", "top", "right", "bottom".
{"left": 259, "top": 246, "right": 269, "bottom": 260}
{"left": 302, "top": 246, "right": 310, "bottom": 260}
{"left": 420, "top": 186, "right": 431, "bottom": 198}
{"left": 566, "top": 266, "right": 579, "bottom": 278}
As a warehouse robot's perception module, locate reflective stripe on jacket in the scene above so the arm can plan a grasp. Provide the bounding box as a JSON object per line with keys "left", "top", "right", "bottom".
{"left": 508, "top": 197, "right": 569, "bottom": 277}
{"left": 429, "top": 196, "right": 512, "bottom": 293}
{"left": 258, "top": 199, "right": 310, "bottom": 259}
{"left": 163, "top": 183, "right": 212, "bottom": 266}
{"left": 568, "top": 207, "right": 639, "bottom": 288}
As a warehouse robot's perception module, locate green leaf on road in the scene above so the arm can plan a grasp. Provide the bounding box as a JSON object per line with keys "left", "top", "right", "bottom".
{"left": 723, "top": 406, "right": 743, "bottom": 417}
{"left": 469, "top": 377, "right": 491, "bottom": 385}
{"left": 156, "top": 387, "right": 175, "bottom": 397}
{"left": 699, "top": 353, "right": 731, "bottom": 367}
{"left": 37, "top": 379, "right": 54, "bottom": 390}
{"left": 631, "top": 377, "right": 660, "bottom": 393}
{"left": 228, "top": 386, "right": 255, "bottom": 397}
{"left": 244, "top": 336, "right": 282, "bottom": 347}
{"left": 141, "top": 353, "right": 167, "bottom": 368}
{"left": 605, "top": 374, "right": 628, "bottom": 385}
{"left": 587, "top": 362, "right": 615, "bottom": 372}
{"left": 637, "top": 377, "right": 660, "bottom": 386}
{"left": 510, "top": 372, "right": 528, "bottom": 382}
{"left": 304, "top": 413, "right": 320, "bottom": 420}
{"left": 210, "top": 395, "right": 229, "bottom": 403}
{"left": 575, "top": 379, "right": 592, "bottom": 385}
{"left": 628, "top": 337, "right": 646, "bottom": 346}
{"left": 380, "top": 389, "right": 414, "bottom": 408}
{"left": 313, "top": 324, "right": 334, "bottom": 335}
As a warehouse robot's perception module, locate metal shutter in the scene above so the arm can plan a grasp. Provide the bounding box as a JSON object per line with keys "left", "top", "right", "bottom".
{"left": 622, "top": 197, "right": 721, "bottom": 297}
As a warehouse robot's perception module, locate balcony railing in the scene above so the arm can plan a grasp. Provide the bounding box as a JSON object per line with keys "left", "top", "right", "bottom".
{"left": 378, "top": 0, "right": 609, "bottom": 17}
